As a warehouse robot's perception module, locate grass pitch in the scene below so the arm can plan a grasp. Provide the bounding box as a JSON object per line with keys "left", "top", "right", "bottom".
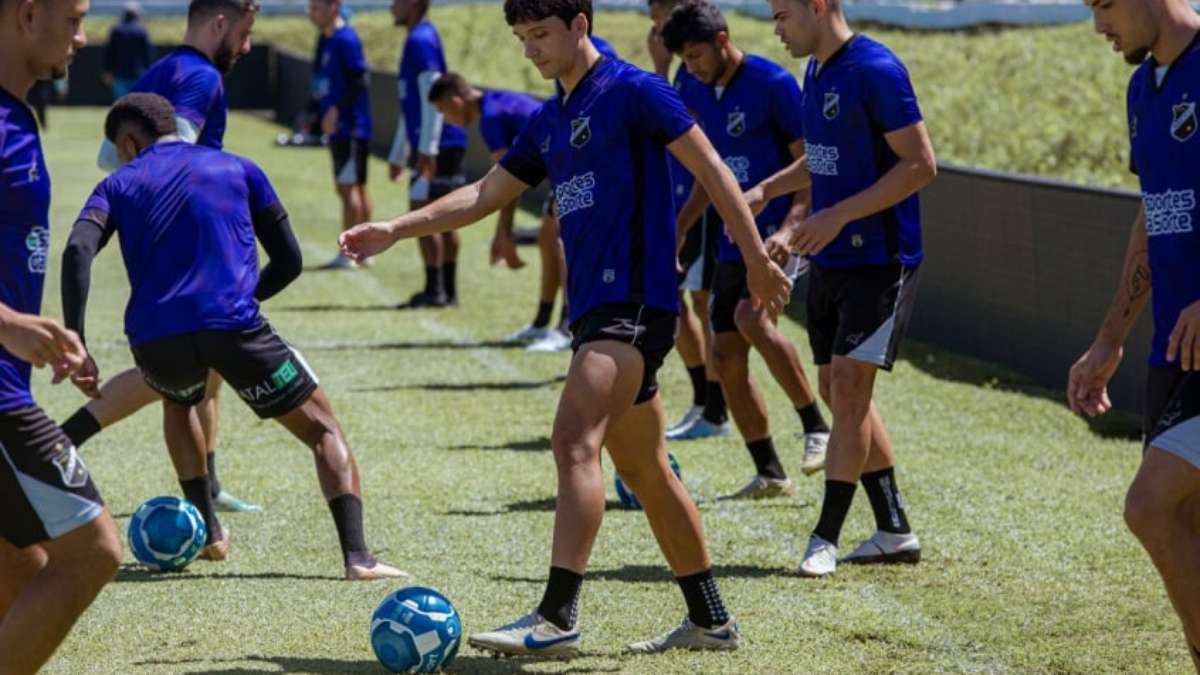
{"left": 30, "top": 108, "right": 1177, "bottom": 674}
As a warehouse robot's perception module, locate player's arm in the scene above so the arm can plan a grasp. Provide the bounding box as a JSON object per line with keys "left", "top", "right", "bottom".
{"left": 0, "top": 302, "right": 86, "bottom": 383}
{"left": 1068, "top": 207, "right": 1150, "bottom": 416}
{"left": 674, "top": 181, "right": 710, "bottom": 253}
{"left": 669, "top": 125, "right": 792, "bottom": 316}
{"left": 60, "top": 206, "right": 117, "bottom": 396}
{"left": 415, "top": 71, "right": 446, "bottom": 171}
{"left": 489, "top": 149, "right": 525, "bottom": 269}
{"left": 765, "top": 139, "right": 813, "bottom": 264}
{"left": 388, "top": 110, "right": 409, "bottom": 181}
{"left": 252, "top": 205, "right": 303, "bottom": 302}
{"left": 340, "top": 165, "right": 529, "bottom": 262}
{"left": 745, "top": 156, "right": 811, "bottom": 215}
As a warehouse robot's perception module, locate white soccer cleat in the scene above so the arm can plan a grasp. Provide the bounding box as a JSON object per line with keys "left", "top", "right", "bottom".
{"left": 798, "top": 535, "right": 838, "bottom": 577}
{"left": 667, "top": 405, "right": 703, "bottom": 435}
{"left": 468, "top": 610, "right": 581, "bottom": 659}
{"left": 666, "top": 416, "right": 731, "bottom": 441}
{"left": 213, "top": 490, "right": 263, "bottom": 513}
{"left": 800, "top": 432, "right": 829, "bottom": 476}
{"left": 526, "top": 330, "right": 572, "bottom": 353}
{"left": 345, "top": 559, "right": 413, "bottom": 582}
{"left": 627, "top": 617, "right": 741, "bottom": 654}
{"left": 719, "top": 474, "right": 796, "bottom": 501}
{"left": 842, "top": 530, "right": 922, "bottom": 566}
{"left": 504, "top": 324, "right": 552, "bottom": 344}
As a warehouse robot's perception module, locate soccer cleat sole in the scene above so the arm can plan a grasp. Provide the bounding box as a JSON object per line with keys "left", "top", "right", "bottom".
{"left": 800, "top": 462, "right": 826, "bottom": 476}
{"left": 467, "top": 638, "right": 579, "bottom": 661}
{"left": 842, "top": 548, "right": 922, "bottom": 566}
{"left": 344, "top": 564, "right": 413, "bottom": 582}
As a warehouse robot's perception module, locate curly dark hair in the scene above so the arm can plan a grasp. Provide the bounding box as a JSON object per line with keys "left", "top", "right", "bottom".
{"left": 503, "top": 0, "right": 593, "bottom": 35}
{"left": 104, "top": 93, "right": 177, "bottom": 143}
{"left": 661, "top": 0, "right": 728, "bottom": 54}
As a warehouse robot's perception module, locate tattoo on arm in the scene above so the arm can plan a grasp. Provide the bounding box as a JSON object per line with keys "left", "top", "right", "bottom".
{"left": 1122, "top": 249, "right": 1150, "bottom": 319}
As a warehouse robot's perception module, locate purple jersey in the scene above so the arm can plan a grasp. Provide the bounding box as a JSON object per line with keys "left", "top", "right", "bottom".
{"left": 399, "top": 21, "right": 466, "bottom": 151}
{"left": 132, "top": 46, "right": 227, "bottom": 149}
{"left": 316, "top": 24, "right": 372, "bottom": 141}
{"left": 0, "top": 89, "right": 51, "bottom": 412}
{"left": 479, "top": 89, "right": 541, "bottom": 153}
{"left": 76, "top": 142, "right": 281, "bottom": 346}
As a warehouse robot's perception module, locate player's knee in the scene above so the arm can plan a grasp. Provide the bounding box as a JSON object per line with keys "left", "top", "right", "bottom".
{"left": 1123, "top": 478, "right": 1175, "bottom": 544}
{"left": 710, "top": 338, "right": 744, "bottom": 375}
{"left": 733, "top": 306, "right": 769, "bottom": 342}
{"left": 550, "top": 431, "right": 598, "bottom": 469}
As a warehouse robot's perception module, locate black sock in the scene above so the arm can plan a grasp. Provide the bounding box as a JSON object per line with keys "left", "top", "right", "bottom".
{"left": 687, "top": 366, "right": 707, "bottom": 407}
{"left": 423, "top": 266, "right": 441, "bottom": 296}
{"left": 537, "top": 566, "right": 583, "bottom": 631}
{"left": 676, "top": 569, "right": 730, "bottom": 629}
{"left": 861, "top": 467, "right": 911, "bottom": 534}
{"left": 60, "top": 407, "right": 101, "bottom": 448}
{"left": 796, "top": 403, "right": 830, "bottom": 435}
{"left": 746, "top": 437, "right": 786, "bottom": 480}
{"left": 702, "top": 381, "right": 727, "bottom": 424}
{"left": 206, "top": 453, "right": 222, "bottom": 499}
{"left": 443, "top": 261, "right": 457, "bottom": 301}
{"left": 813, "top": 480, "right": 856, "bottom": 546}
{"left": 532, "top": 301, "right": 553, "bottom": 329}
{"left": 179, "top": 476, "right": 221, "bottom": 545}
{"left": 328, "top": 494, "right": 370, "bottom": 566}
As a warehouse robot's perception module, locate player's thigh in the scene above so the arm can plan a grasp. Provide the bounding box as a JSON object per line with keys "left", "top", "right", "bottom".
{"left": 554, "top": 341, "right": 644, "bottom": 455}
{"left": 828, "top": 355, "right": 879, "bottom": 410}
{"left": 605, "top": 396, "right": 668, "bottom": 478}
{"left": 36, "top": 509, "right": 120, "bottom": 577}
{"left": 1135, "top": 373, "right": 1200, "bottom": 519}
{"left": 202, "top": 325, "right": 319, "bottom": 422}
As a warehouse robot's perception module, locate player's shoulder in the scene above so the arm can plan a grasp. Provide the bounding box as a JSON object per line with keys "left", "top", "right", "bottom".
{"left": 408, "top": 21, "right": 442, "bottom": 47}
{"left": 847, "top": 35, "right": 909, "bottom": 76}
{"left": 1127, "top": 60, "right": 1152, "bottom": 102}
{"left": 744, "top": 54, "right": 791, "bottom": 79}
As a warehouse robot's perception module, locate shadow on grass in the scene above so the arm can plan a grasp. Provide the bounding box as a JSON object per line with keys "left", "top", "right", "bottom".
{"left": 275, "top": 302, "right": 397, "bottom": 312}
{"left": 445, "top": 496, "right": 629, "bottom": 517}
{"left": 450, "top": 655, "right": 622, "bottom": 673}
{"left": 352, "top": 376, "right": 565, "bottom": 394}
{"left": 136, "top": 655, "right": 377, "bottom": 673}
{"left": 492, "top": 563, "right": 793, "bottom": 585}
{"left": 445, "top": 436, "right": 552, "bottom": 452}
{"left": 115, "top": 565, "right": 340, "bottom": 583}
{"left": 300, "top": 339, "right": 522, "bottom": 352}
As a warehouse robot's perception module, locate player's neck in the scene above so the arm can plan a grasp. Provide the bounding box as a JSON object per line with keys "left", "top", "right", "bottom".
{"left": 322, "top": 17, "right": 345, "bottom": 38}
{"left": 813, "top": 16, "right": 855, "bottom": 65}
{"left": 715, "top": 47, "right": 744, "bottom": 89}
{"left": 182, "top": 33, "right": 216, "bottom": 63}
{"left": 0, "top": 52, "right": 34, "bottom": 102}
{"left": 1150, "top": 12, "right": 1200, "bottom": 65}
{"left": 558, "top": 41, "right": 603, "bottom": 98}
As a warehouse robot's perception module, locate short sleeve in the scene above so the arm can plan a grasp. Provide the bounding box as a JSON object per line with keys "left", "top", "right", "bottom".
{"left": 346, "top": 33, "right": 368, "bottom": 75}
{"left": 240, "top": 158, "right": 281, "bottom": 214}
{"left": 77, "top": 180, "right": 113, "bottom": 231}
{"left": 171, "top": 68, "right": 222, "bottom": 131}
{"left": 631, "top": 73, "right": 695, "bottom": 146}
{"left": 499, "top": 111, "right": 548, "bottom": 188}
{"left": 769, "top": 70, "right": 805, "bottom": 145}
{"left": 862, "top": 60, "right": 923, "bottom": 134}
{"left": 1126, "top": 71, "right": 1141, "bottom": 176}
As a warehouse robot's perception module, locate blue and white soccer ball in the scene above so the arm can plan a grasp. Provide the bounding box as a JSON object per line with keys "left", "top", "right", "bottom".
{"left": 615, "top": 454, "right": 682, "bottom": 510}
{"left": 371, "top": 586, "right": 462, "bottom": 673}
{"left": 127, "top": 496, "right": 207, "bottom": 571}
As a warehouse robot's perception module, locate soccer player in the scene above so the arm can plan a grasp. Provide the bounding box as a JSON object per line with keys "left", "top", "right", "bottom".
{"left": 62, "top": 93, "right": 408, "bottom": 582}
{"left": 309, "top": 0, "right": 373, "bottom": 270}
{"left": 102, "top": 1, "right": 151, "bottom": 100}
{"left": 66, "top": 0, "right": 262, "bottom": 514}
{"left": 1071, "top": 1, "right": 1200, "bottom": 669}
{"left": 762, "top": 0, "right": 936, "bottom": 576}
{"left": 663, "top": 0, "right": 830, "bottom": 499}
{"left": 388, "top": 0, "right": 469, "bottom": 307}
{"left": 647, "top": 0, "right": 728, "bottom": 441}
{"left": 341, "top": 0, "right": 792, "bottom": 656}
{"left": 0, "top": 1, "right": 123, "bottom": 672}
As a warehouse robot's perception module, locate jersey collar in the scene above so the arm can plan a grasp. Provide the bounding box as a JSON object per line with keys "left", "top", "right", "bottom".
{"left": 1147, "top": 29, "right": 1200, "bottom": 93}
{"left": 813, "top": 34, "right": 859, "bottom": 80}
{"left": 0, "top": 85, "right": 38, "bottom": 131}
{"left": 557, "top": 55, "right": 608, "bottom": 107}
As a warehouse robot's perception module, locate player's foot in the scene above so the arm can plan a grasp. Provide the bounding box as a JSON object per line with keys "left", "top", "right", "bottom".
{"left": 800, "top": 431, "right": 829, "bottom": 476}
{"left": 665, "top": 416, "right": 730, "bottom": 441}
{"left": 627, "top": 617, "right": 741, "bottom": 654}
{"left": 320, "top": 253, "right": 357, "bottom": 270}
{"left": 798, "top": 534, "right": 837, "bottom": 577}
{"left": 345, "top": 558, "right": 413, "bottom": 581}
{"left": 525, "top": 329, "right": 572, "bottom": 353}
{"left": 198, "top": 526, "right": 230, "bottom": 561}
{"left": 666, "top": 405, "right": 703, "bottom": 436}
{"left": 467, "top": 610, "right": 580, "bottom": 659}
{"left": 842, "top": 530, "right": 922, "bottom": 566}
{"left": 719, "top": 474, "right": 795, "bottom": 501}
{"left": 401, "top": 290, "right": 449, "bottom": 309}
{"left": 504, "top": 324, "right": 552, "bottom": 344}
{"left": 213, "top": 490, "right": 263, "bottom": 513}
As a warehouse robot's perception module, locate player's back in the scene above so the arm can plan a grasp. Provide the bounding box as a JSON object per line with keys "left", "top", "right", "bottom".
{"left": 133, "top": 47, "right": 226, "bottom": 149}
{"left": 480, "top": 89, "right": 542, "bottom": 153}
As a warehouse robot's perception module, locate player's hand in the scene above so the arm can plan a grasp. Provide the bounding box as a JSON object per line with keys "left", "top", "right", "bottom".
{"left": 415, "top": 153, "right": 437, "bottom": 179}
{"left": 745, "top": 256, "right": 793, "bottom": 320}
{"left": 647, "top": 26, "right": 672, "bottom": 76}
{"left": 339, "top": 221, "right": 399, "bottom": 262}
{"left": 1068, "top": 339, "right": 1123, "bottom": 417}
{"left": 321, "top": 107, "right": 339, "bottom": 136}
{"left": 70, "top": 355, "right": 102, "bottom": 399}
{"left": 764, "top": 227, "right": 794, "bottom": 267}
{"left": 743, "top": 185, "right": 768, "bottom": 216}
{"left": 389, "top": 163, "right": 405, "bottom": 183}
{"left": 1167, "top": 300, "right": 1200, "bottom": 371}
{"left": 790, "top": 208, "right": 848, "bottom": 256}
{"left": 490, "top": 232, "right": 525, "bottom": 269}
{"left": 0, "top": 310, "right": 86, "bottom": 384}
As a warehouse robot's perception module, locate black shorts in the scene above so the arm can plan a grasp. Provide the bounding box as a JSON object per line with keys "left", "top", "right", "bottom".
{"left": 132, "top": 322, "right": 320, "bottom": 419}
{"left": 0, "top": 406, "right": 105, "bottom": 548}
{"left": 710, "top": 260, "right": 750, "bottom": 335}
{"left": 331, "top": 137, "right": 370, "bottom": 186}
{"left": 807, "top": 262, "right": 920, "bottom": 370}
{"left": 409, "top": 146, "right": 467, "bottom": 202}
{"left": 678, "top": 210, "right": 719, "bottom": 292}
{"left": 570, "top": 302, "right": 678, "bottom": 405}
{"left": 1144, "top": 368, "right": 1200, "bottom": 468}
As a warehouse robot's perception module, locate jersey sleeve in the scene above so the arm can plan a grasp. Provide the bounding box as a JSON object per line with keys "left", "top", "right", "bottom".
{"left": 769, "top": 70, "right": 805, "bottom": 145}
{"left": 1126, "top": 70, "right": 1141, "bottom": 176}
{"left": 479, "top": 112, "right": 509, "bottom": 154}
{"left": 77, "top": 180, "right": 113, "bottom": 231}
{"left": 862, "top": 59, "right": 923, "bottom": 134}
{"left": 240, "top": 157, "right": 282, "bottom": 215}
{"left": 631, "top": 73, "right": 695, "bottom": 146}
{"left": 499, "top": 112, "right": 548, "bottom": 187}
{"left": 171, "top": 68, "right": 222, "bottom": 134}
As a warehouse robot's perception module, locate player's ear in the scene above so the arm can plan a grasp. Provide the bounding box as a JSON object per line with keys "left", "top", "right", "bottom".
{"left": 572, "top": 12, "right": 589, "bottom": 38}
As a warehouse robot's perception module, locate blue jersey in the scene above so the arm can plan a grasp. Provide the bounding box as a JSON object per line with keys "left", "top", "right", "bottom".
{"left": 592, "top": 35, "right": 619, "bottom": 60}
{"left": 802, "top": 35, "right": 924, "bottom": 268}
{"left": 317, "top": 24, "right": 372, "bottom": 141}
{"left": 501, "top": 59, "right": 695, "bottom": 322}
{"left": 0, "top": 89, "right": 51, "bottom": 412}
{"left": 76, "top": 142, "right": 280, "bottom": 346}
{"left": 1128, "top": 33, "right": 1200, "bottom": 367}
{"left": 479, "top": 89, "right": 541, "bottom": 153}
{"left": 399, "top": 21, "right": 466, "bottom": 151}
{"left": 669, "top": 67, "right": 701, "bottom": 212}
{"left": 677, "top": 55, "right": 804, "bottom": 263}
{"left": 133, "top": 46, "right": 227, "bottom": 149}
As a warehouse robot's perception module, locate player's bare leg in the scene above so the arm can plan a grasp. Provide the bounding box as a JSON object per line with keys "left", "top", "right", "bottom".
{"left": 162, "top": 401, "right": 226, "bottom": 560}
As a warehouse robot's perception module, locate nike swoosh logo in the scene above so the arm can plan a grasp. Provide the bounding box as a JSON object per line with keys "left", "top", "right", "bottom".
{"left": 705, "top": 629, "right": 734, "bottom": 641}
{"left": 524, "top": 632, "right": 579, "bottom": 650}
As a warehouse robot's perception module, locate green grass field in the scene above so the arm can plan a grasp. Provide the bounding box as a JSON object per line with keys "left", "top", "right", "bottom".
{"left": 85, "top": 8, "right": 1138, "bottom": 189}
{"left": 31, "top": 108, "right": 1178, "bottom": 674}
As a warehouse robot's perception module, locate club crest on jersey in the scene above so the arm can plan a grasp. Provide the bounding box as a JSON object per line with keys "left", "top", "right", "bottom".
{"left": 570, "top": 116, "right": 592, "bottom": 149}
{"left": 726, "top": 111, "right": 746, "bottom": 137}
{"left": 1172, "top": 101, "right": 1196, "bottom": 142}
{"left": 51, "top": 443, "right": 89, "bottom": 489}
{"left": 27, "top": 158, "right": 39, "bottom": 183}
{"left": 823, "top": 92, "right": 840, "bottom": 120}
